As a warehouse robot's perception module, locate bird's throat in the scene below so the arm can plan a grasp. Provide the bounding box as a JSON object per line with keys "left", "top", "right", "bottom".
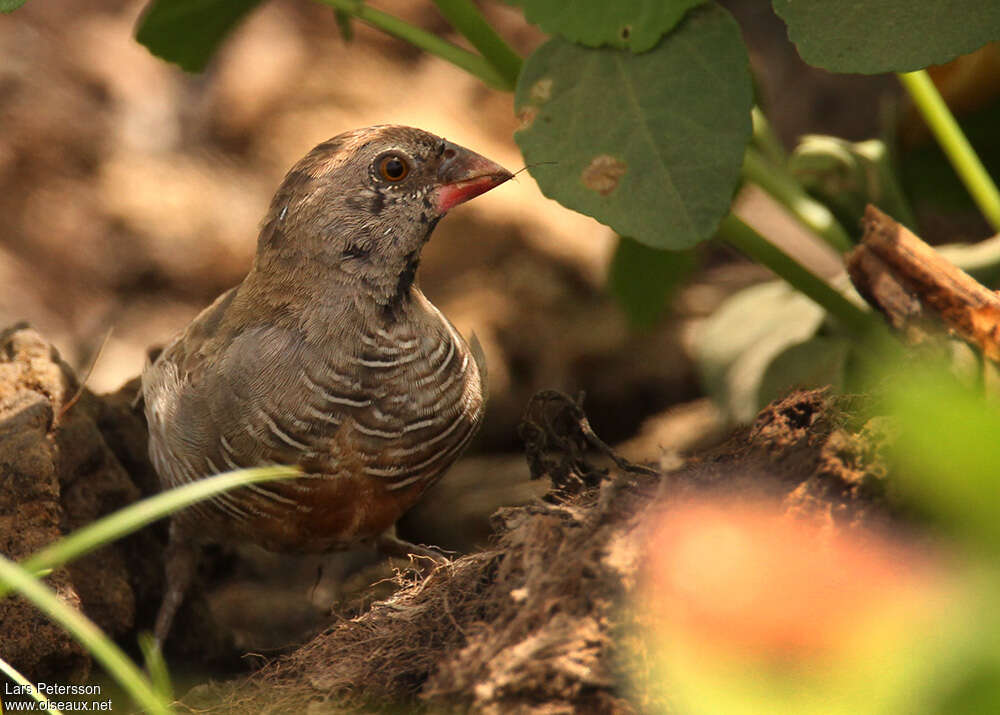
{"left": 384, "top": 251, "right": 421, "bottom": 317}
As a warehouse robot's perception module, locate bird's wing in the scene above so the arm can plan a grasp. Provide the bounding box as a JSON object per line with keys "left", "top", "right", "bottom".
{"left": 143, "top": 289, "right": 345, "bottom": 481}
{"left": 469, "top": 330, "right": 488, "bottom": 405}
{"left": 143, "top": 287, "right": 240, "bottom": 488}
{"left": 144, "top": 299, "right": 374, "bottom": 528}
{"left": 144, "top": 293, "right": 483, "bottom": 503}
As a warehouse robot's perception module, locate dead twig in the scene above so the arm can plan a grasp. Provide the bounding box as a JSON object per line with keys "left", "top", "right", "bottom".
{"left": 518, "top": 390, "right": 656, "bottom": 499}
{"left": 56, "top": 327, "right": 113, "bottom": 424}
{"left": 848, "top": 205, "right": 1000, "bottom": 361}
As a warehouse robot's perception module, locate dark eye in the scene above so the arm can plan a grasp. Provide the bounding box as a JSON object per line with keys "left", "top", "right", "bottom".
{"left": 378, "top": 155, "right": 409, "bottom": 182}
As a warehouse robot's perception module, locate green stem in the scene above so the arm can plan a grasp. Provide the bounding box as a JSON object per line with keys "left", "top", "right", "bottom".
{"left": 0, "top": 556, "right": 170, "bottom": 714}
{"left": 432, "top": 0, "right": 521, "bottom": 88}
{"left": 718, "top": 214, "right": 875, "bottom": 337}
{"left": 317, "top": 0, "right": 511, "bottom": 90}
{"left": 751, "top": 106, "right": 786, "bottom": 166}
{"left": 898, "top": 70, "right": 1000, "bottom": 233}
{"left": 742, "top": 146, "right": 854, "bottom": 253}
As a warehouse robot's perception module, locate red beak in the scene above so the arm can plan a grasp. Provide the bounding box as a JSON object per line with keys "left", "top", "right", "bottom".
{"left": 434, "top": 141, "right": 513, "bottom": 214}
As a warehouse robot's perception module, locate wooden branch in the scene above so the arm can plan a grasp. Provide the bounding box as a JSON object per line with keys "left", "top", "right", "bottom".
{"left": 848, "top": 205, "right": 1000, "bottom": 361}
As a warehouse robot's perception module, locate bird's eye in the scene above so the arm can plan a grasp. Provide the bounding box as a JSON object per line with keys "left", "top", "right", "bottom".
{"left": 378, "top": 155, "right": 409, "bottom": 182}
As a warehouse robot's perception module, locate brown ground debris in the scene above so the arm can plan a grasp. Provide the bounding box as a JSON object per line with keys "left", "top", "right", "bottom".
{"left": 182, "top": 388, "right": 893, "bottom": 713}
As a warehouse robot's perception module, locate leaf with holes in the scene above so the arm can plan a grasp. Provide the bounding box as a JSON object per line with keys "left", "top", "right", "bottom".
{"left": 514, "top": 0, "right": 706, "bottom": 53}
{"left": 136, "top": 0, "right": 265, "bottom": 73}
{"left": 514, "top": 3, "right": 752, "bottom": 250}
{"left": 773, "top": 0, "right": 1000, "bottom": 74}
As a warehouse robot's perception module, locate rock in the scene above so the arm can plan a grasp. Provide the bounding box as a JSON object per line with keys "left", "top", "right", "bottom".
{"left": 0, "top": 324, "right": 156, "bottom": 683}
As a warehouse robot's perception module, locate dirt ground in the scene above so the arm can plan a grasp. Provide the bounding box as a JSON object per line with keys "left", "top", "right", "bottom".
{"left": 183, "top": 388, "right": 894, "bottom": 714}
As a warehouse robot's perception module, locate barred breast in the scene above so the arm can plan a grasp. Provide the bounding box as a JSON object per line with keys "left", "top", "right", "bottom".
{"left": 143, "top": 288, "right": 485, "bottom": 552}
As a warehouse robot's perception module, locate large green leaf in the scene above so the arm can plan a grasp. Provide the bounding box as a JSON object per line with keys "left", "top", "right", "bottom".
{"left": 887, "top": 363, "right": 1000, "bottom": 549}
{"left": 758, "top": 335, "right": 850, "bottom": 407}
{"left": 514, "top": 0, "right": 706, "bottom": 53}
{"left": 694, "top": 280, "right": 826, "bottom": 423}
{"left": 514, "top": 3, "right": 752, "bottom": 250}
{"left": 772, "top": 0, "right": 1000, "bottom": 74}
{"left": 135, "top": 0, "right": 265, "bottom": 73}
{"left": 608, "top": 237, "right": 696, "bottom": 328}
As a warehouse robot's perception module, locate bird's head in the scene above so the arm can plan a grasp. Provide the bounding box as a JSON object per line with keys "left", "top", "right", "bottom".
{"left": 255, "top": 125, "right": 512, "bottom": 310}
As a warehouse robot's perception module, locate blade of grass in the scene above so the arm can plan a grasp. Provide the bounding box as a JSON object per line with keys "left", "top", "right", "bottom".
{"left": 0, "top": 466, "right": 299, "bottom": 600}
{"left": 316, "top": 0, "right": 512, "bottom": 90}
{"left": 0, "top": 555, "right": 171, "bottom": 714}
{"left": 898, "top": 69, "right": 1000, "bottom": 233}
{"left": 0, "top": 655, "right": 63, "bottom": 713}
{"left": 139, "top": 632, "right": 174, "bottom": 704}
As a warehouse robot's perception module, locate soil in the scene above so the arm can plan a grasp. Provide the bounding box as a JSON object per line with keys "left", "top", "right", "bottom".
{"left": 179, "top": 389, "right": 893, "bottom": 714}
{"left": 0, "top": 325, "right": 158, "bottom": 682}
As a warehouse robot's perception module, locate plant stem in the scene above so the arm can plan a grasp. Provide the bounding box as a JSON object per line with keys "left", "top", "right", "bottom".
{"left": 718, "top": 214, "right": 875, "bottom": 336}
{"left": 432, "top": 0, "right": 521, "bottom": 88}
{"left": 751, "top": 106, "right": 786, "bottom": 166}
{"left": 899, "top": 69, "right": 1000, "bottom": 233}
{"left": 316, "top": 0, "right": 511, "bottom": 90}
{"left": 0, "top": 555, "right": 169, "bottom": 714}
{"left": 742, "top": 146, "right": 854, "bottom": 253}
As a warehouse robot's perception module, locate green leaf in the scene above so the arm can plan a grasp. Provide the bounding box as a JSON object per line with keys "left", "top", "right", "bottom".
{"left": 788, "top": 135, "right": 918, "bottom": 235}
{"left": 772, "top": 0, "right": 1000, "bottom": 74}
{"left": 694, "top": 280, "right": 826, "bottom": 423}
{"left": 0, "top": 555, "right": 171, "bottom": 714}
{"left": 514, "top": 0, "right": 706, "bottom": 53}
{"left": 514, "top": 3, "right": 752, "bottom": 250}
{"left": 135, "top": 0, "right": 265, "bottom": 73}
{"left": 608, "top": 237, "right": 696, "bottom": 328}
{"left": 758, "top": 335, "right": 850, "bottom": 406}
{"left": 887, "top": 363, "right": 1000, "bottom": 548}
{"left": 0, "top": 0, "right": 29, "bottom": 13}
{"left": 0, "top": 656, "right": 59, "bottom": 711}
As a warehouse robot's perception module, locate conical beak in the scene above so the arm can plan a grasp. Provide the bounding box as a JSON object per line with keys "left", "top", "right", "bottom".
{"left": 434, "top": 140, "right": 513, "bottom": 213}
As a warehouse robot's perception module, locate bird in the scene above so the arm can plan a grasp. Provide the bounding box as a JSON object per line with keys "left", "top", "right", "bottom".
{"left": 142, "top": 125, "right": 512, "bottom": 645}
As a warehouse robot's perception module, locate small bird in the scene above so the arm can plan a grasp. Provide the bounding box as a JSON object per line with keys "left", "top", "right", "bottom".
{"left": 142, "top": 125, "right": 512, "bottom": 644}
